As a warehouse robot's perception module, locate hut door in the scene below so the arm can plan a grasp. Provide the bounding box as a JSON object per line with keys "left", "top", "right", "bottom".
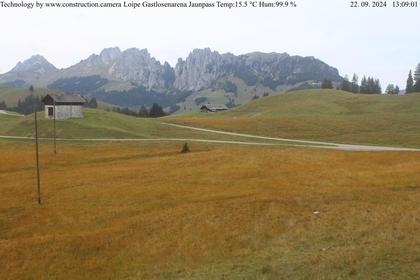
{"left": 48, "top": 107, "right": 54, "bottom": 117}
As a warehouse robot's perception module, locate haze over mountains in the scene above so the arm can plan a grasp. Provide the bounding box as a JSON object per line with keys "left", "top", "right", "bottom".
{"left": 0, "top": 47, "right": 342, "bottom": 112}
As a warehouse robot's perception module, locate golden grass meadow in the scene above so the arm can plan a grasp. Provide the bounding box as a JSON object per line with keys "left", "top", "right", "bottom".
{"left": 1, "top": 140, "right": 419, "bottom": 279}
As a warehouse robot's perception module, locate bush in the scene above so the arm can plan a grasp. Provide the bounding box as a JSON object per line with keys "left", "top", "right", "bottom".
{"left": 181, "top": 143, "right": 190, "bottom": 153}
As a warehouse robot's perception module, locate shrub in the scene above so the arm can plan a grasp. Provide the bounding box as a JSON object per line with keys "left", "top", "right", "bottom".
{"left": 181, "top": 143, "right": 190, "bottom": 154}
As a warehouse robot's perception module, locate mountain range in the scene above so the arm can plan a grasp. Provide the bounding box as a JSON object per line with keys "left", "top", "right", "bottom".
{"left": 0, "top": 47, "right": 343, "bottom": 112}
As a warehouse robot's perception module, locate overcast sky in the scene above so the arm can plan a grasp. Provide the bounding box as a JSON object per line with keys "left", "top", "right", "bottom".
{"left": 0, "top": 0, "right": 419, "bottom": 88}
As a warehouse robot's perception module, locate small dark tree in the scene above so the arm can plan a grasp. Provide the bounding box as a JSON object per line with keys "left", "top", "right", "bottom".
{"left": 350, "top": 74, "right": 360, "bottom": 93}
{"left": 252, "top": 94, "right": 259, "bottom": 100}
{"left": 394, "top": 85, "right": 400, "bottom": 95}
{"left": 340, "top": 75, "right": 351, "bottom": 92}
{"left": 0, "top": 101, "right": 6, "bottom": 110}
{"left": 138, "top": 105, "right": 148, "bottom": 117}
{"left": 88, "top": 97, "right": 98, "bottom": 108}
{"left": 148, "top": 103, "right": 166, "bottom": 118}
{"left": 321, "top": 79, "right": 333, "bottom": 89}
{"left": 406, "top": 70, "right": 414, "bottom": 93}
{"left": 360, "top": 76, "right": 368, "bottom": 93}
{"left": 374, "top": 79, "right": 382, "bottom": 94}
{"left": 181, "top": 143, "right": 190, "bottom": 154}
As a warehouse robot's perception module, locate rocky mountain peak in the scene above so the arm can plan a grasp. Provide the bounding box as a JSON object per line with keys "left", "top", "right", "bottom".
{"left": 99, "top": 47, "right": 122, "bottom": 64}
{"left": 174, "top": 48, "right": 234, "bottom": 91}
{"left": 62, "top": 47, "right": 172, "bottom": 90}
{"left": 11, "top": 55, "right": 57, "bottom": 74}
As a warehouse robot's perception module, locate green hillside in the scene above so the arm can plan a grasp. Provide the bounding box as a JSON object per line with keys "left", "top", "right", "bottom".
{"left": 168, "top": 89, "right": 420, "bottom": 147}
{"left": 0, "top": 109, "right": 278, "bottom": 143}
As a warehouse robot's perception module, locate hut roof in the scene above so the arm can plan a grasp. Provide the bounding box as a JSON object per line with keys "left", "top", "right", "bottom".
{"left": 201, "top": 104, "right": 228, "bottom": 111}
{"left": 43, "top": 94, "right": 86, "bottom": 105}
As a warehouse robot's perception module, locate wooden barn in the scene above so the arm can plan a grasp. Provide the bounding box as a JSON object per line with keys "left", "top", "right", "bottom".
{"left": 200, "top": 104, "right": 228, "bottom": 113}
{"left": 42, "top": 94, "right": 86, "bottom": 120}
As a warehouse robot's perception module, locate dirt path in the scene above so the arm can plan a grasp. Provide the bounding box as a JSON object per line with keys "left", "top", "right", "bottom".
{"left": 1, "top": 123, "right": 419, "bottom": 152}
{"left": 0, "top": 110, "right": 23, "bottom": 117}
{"left": 162, "top": 122, "right": 420, "bottom": 152}
{"left": 0, "top": 135, "right": 317, "bottom": 147}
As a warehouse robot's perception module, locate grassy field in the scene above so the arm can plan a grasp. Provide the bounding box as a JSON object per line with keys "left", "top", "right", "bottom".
{"left": 0, "top": 109, "right": 219, "bottom": 139}
{"left": 167, "top": 90, "right": 420, "bottom": 148}
{"left": 0, "top": 109, "right": 300, "bottom": 145}
{"left": 0, "top": 140, "right": 419, "bottom": 279}
{"left": 1, "top": 88, "right": 419, "bottom": 279}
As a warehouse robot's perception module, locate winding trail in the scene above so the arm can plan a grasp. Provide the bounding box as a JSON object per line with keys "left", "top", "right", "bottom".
{"left": 1, "top": 122, "right": 419, "bottom": 151}
{"left": 162, "top": 122, "right": 420, "bottom": 152}
{"left": 0, "top": 135, "right": 318, "bottom": 148}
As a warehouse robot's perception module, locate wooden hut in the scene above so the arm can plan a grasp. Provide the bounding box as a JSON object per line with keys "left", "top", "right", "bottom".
{"left": 42, "top": 94, "right": 86, "bottom": 120}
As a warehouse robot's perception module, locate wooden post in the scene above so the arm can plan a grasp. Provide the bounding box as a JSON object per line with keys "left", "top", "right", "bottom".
{"left": 30, "top": 85, "right": 41, "bottom": 205}
{"left": 35, "top": 109, "right": 41, "bottom": 205}
{"left": 53, "top": 100, "right": 57, "bottom": 154}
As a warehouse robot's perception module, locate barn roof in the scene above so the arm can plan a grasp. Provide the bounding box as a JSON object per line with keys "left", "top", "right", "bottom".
{"left": 43, "top": 94, "right": 86, "bottom": 105}
{"left": 201, "top": 104, "right": 228, "bottom": 111}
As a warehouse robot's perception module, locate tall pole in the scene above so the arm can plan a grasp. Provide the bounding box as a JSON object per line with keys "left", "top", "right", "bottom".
{"left": 30, "top": 85, "right": 41, "bottom": 205}
{"left": 35, "top": 108, "right": 41, "bottom": 205}
{"left": 53, "top": 100, "right": 57, "bottom": 154}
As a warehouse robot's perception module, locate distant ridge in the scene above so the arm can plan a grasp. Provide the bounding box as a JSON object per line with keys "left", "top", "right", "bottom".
{"left": 0, "top": 47, "right": 342, "bottom": 112}
{"left": 0, "top": 47, "right": 342, "bottom": 90}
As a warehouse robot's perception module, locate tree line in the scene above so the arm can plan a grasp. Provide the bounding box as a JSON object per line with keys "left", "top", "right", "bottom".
{"left": 0, "top": 93, "right": 166, "bottom": 118}
{"left": 322, "top": 74, "right": 382, "bottom": 94}
{"left": 387, "top": 63, "right": 420, "bottom": 94}
{"left": 321, "top": 62, "right": 420, "bottom": 95}
{"left": 7, "top": 95, "right": 44, "bottom": 114}
{"left": 0, "top": 95, "right": 98, "bottom": 115}
{"left": 112, "top": 103, "right": 166, "bottom": 118}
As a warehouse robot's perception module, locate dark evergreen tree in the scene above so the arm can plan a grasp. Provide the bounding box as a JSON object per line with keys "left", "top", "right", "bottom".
{"left": 0, "top": 101, "right": 6, "bottom": 110}
{"left": 406, "top": 70, "right": 414, "bottom": 93}
{"left": 394, "top": 85, "right": 400, "bottom": 95}
{"left": 374, "top": 79, "right": 382, "bottom": 94}
{"left": 351, "top": 74, "right": 360, "bottom": 93}
{"left": 85, "top": 97, "right": 98, "bottom": 108}
{"left": 340, "top": 75, "right": 351, "bottom": 92}
{"left": 138, "top": 105, "right": 148, "bottom": 117}
{"left": 360, "top": 76, "right": 368, "bottom": 93}
{"left": 148, "top": 103, "right": 166, "bottom": 118}
{"left": 321, "top": 79, "right": 333, "bottom": 89}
